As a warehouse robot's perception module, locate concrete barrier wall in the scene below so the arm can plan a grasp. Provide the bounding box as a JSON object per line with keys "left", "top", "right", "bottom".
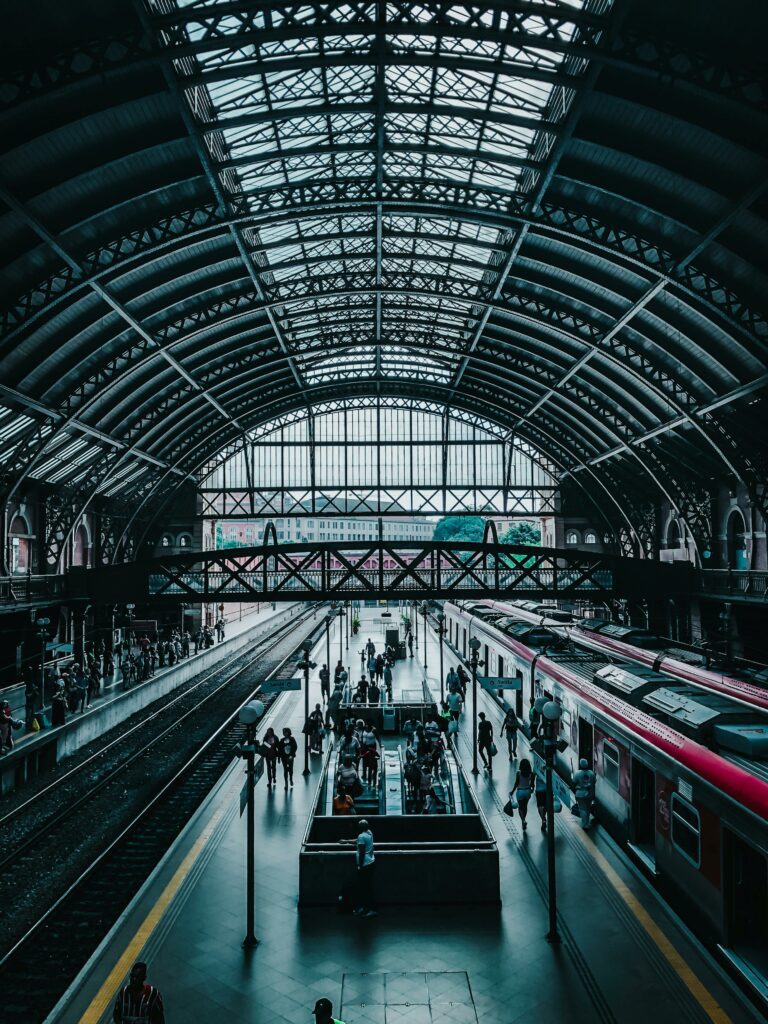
{"left": 1, "top": 604, "right": 300, "bottom": 796}
{"left": 299, "top": 847, "right": 500, "bottom": 906}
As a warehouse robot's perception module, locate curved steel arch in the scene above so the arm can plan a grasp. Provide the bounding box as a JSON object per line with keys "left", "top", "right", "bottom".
{"left": 0, "top": 0, "right": 766, "bottom": 559}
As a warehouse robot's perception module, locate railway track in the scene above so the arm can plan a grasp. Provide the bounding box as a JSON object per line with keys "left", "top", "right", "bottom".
{"left": 0, "top": 608, "right": 326, "bottom": 1023}
{"left": 0, "top": 605, "right": 310, "bottom": 868}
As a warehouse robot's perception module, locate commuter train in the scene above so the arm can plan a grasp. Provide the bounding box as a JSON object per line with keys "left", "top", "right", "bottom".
{"left": 444, "top": 600, "right": 768, "bottom": 1005}
{"left": 481, "top": 599, "right": 768, "bottom": 714}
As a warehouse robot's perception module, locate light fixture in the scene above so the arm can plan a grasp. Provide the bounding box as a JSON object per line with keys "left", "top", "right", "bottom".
{"left": 542, "top": 700, "right": 562, "bottom": 722}
{"left": 239, "top": 700, "right": 264, "bottom": 725}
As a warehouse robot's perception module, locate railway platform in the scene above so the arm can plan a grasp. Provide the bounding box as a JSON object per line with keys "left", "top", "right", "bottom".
{"left": 0, "top": 602, "right": 300, "bottom": 796}
{"left": 51, "top": 608, "right": 761, "bottom": 1024}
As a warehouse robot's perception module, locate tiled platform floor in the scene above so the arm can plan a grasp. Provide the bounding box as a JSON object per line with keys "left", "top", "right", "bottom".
{"left": 57, "top": 606, "right": 760, "bottom": 1024}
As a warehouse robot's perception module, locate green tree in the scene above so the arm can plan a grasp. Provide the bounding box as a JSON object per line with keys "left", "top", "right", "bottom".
{"left": 432, "top": 515, "right": 487, "bottom": 543}
{"left": 498, "top": 522, "right": 541, "bottom": 546}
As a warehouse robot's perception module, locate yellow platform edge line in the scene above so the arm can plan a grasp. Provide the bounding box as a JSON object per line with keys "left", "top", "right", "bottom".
{"left": 571, "top": 825, "right": 732, "bottom": 1024}
{"left": 80, "top": 803, "right": 228, "bottom": 1024}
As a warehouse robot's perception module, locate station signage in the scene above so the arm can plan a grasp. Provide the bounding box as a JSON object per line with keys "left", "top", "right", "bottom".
{"left": 261, "top": 677, "right": 302, "bottom": 693}
{"left": 532, "top": 751, "right": 572, "bottom": 808}
{"left": 478, "top": 676, "right": 522, "bottom": 690}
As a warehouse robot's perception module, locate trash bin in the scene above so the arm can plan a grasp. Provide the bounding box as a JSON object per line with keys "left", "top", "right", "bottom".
{"left": 382, "top": 706, "right": 397, "bottom": 733}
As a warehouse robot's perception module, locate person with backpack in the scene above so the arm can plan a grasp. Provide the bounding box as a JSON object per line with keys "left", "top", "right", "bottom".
{"left": 477, "top": 712, "right": 495, "bottom": 773}
{"left": 511, "top": 758, "right": 535, "bottom": 832}
{"left": 572, "top": 758, "right": 596, "bottom": 828}
{"left": 278, "top": 727, "right": 298, "bottom": 789}
{"left": 501, "top": 707, "right": 519, "bottom": 760}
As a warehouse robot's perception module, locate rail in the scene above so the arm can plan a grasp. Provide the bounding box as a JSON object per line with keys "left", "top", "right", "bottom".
{"left": 698, "top": 569, "right": 768, "bottom": 600}
{"left": 0, "top": 574, "right": 64, "bottom": 605}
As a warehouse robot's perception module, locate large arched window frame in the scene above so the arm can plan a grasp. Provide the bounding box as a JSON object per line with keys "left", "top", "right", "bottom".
{"left": 199, "top": 398, "right": 558, "bottom": 519}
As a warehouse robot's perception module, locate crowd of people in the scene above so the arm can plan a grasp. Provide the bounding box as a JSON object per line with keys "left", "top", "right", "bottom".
{"left": 0, "top": 618, "right": 230, "bottom": 746}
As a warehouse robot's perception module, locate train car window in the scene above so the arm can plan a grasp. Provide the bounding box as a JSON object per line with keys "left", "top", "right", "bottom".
{"left": 603, "top": 741, "right": 620, "bottom": 789}
{"left": 670, "top": 795, "right": 701, "bottom": 868}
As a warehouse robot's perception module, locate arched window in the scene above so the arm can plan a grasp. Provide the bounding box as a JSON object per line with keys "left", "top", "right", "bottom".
{"left": 8, "top": 513, "right": 32, "bottom": 574}
{"left": 565, "top": 530, "right": 579, "bottom": 545}
{"left": 725, "top": 510, "right": 747, "bottom": 570}
{"left": 72, "top": 523, "right": 91, "bottom": 567}
{"left": 160, "top": 534, "right": 173, "bottom": 548}
{"left": 666, "top": 519, "right": 681, "bottom": 548}
{"left": 177, "top": 533, "right": 193, "bottom": 549}
{"left": 584, "top": 531, "right": 597, "bottom": 544}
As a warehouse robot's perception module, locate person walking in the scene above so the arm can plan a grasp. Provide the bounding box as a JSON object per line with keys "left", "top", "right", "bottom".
{"left": 529, "top": 698, "right": 541, "bottom": 739}
{"left": 261, "top": 726, "right": 279, "bottom": 788}
{"left": 366, "top": 653, "right": 376, "bottom": 684}
{"left": 278, "top": 727, "right": 298, "bottom": 789}
{"left": 365, "top": 638, "right": 376, "bottom": 658}
{"left": 572, "top": 758, "right": 596, "bottom": 828}
{"left": 312, "top": 997, "right": 345, "bottom": 1024}
{"left": 535, "top": 770, "right": 548, "bottom": 831}
{"left": 446, "top": 687, "right": 463, "bottom": 725}
{"left": 407, "top": 632, "right": 414, "bottom": 658}
{"left": 477, "top": 711, "right": 495, "bottom": 773}
{"left": 113, "top": 961, "right": 164, "bottom": 1023}
{"left": 501, "top": 707, "right": 519, "bottom": 760}
{"left": 355, "top": 819, "right": 377, "bottom": 916}
{"left": 383, "top": 663, "right": 393, "bottom": 700}
{"left": 446, "top": 666, "right": 459, "bottom": 693}
{"left": 511, "top": 758, "right": 535, "bottom": 832}
{"left": 319, "top": 664, "right": 331, "bottom": 703}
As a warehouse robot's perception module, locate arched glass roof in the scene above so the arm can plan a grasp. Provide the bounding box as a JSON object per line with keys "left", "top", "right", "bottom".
{"left": 0, "top": 0, "right": 766, "bottom": 561}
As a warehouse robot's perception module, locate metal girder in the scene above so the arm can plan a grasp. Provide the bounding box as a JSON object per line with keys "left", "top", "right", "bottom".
{"left": 73, "top": 540, "right": 695, "bottom": 604}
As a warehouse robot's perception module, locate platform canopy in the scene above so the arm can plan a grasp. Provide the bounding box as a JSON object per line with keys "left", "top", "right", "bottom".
{"left": 0, "top": 0, "right": 766, "bottom": 559}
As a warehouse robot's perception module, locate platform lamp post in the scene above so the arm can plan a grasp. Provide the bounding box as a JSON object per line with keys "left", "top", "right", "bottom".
{"left": 468, "top": 636, "right": 483, "bottom": 774}
{"left": 35, "top": 616, "right": 50, "bottom": 710}
{"left": 436, "top": 611, "right": 445, "bottom": 701}
{"left": 125, "top": 603, "right": 135, "bottom": 656}
{"left": 420, "top": 602, "right": 429, "bottom": 673}
{"left": 237, "top": 698, "right": 265, "bottom": 949}
{"left": 541, "top": 699, "right": 566, "bottom": 944}
{"left": 299, "top": 638, "right": 317, "bottom": 776}
{"left": 338, "top": 604, "right": 345, "bottom": 662}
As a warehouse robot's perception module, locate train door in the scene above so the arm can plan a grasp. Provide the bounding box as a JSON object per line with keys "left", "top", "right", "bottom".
{"left": 578, "top": 717, "right": 593, "bottom": 766}
{"left": 630, "top": 758, "right": 656, "bottom": 869}
{"left": 724, "top": 830, "right": 768, "bottom": 985}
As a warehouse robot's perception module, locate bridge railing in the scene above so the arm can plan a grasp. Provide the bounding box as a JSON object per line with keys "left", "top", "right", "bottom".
{"left": 698, "top": 569, "right": 768, "bottom": 600}
{"left": 148, "top": 567, "right": 615, "bottom": 598}
{"left": 0, "top": 575, "right": 65, "bottom": 605}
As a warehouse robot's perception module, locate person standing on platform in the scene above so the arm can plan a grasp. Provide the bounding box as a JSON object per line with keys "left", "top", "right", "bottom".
{"left": 368, "top": 679, "right": 381, "bottom": 705}
{"left": 320, "top": 663, "right": 331, "bottom": 703}
{"left": 365, "top": 637, "right": 376, "bottom": 659}
{"left": 355, "top": 819, "right": 377, "bottom": 916}
{"left": 312, "top": 997, "right": 345, "bottom": 1024}
{"left": 307, "top": 703, "right": 325, "bottom": 755}
{"left": 572, "top": 758, "right": 596, "bottom": 828}
{"left": 407, "top": 632, "right": 414, "bottom": 657}
{"left": 278, "top": 726, "right": 298, "bottom": 789}
{"left": 501, "top": 707, "right": 519, "bottom": 760}
{"left": 113, "top": 961, "right": 164, "bottom": 1023}
{"left": 477, "top": 712, "right": 495, "bottom": 773}
{"left": 529, "top": 698, "right": 541, "bottom": 739}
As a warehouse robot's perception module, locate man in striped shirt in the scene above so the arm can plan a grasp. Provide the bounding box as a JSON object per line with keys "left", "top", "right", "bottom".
{"left": 113, "top": 961, "right": 165, "bottom": 1023}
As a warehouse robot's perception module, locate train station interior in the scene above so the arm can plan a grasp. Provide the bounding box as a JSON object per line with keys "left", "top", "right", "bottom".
{"left": 0, "top": 1, "right": 767, "bottom": 1021}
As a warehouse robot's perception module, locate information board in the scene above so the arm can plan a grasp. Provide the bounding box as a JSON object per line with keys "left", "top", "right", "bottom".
{"left": 261, "top": 677, "right": 302, "bottom": 693}
{"left": 478, "top": 676, "right": 522, "bottom": 690}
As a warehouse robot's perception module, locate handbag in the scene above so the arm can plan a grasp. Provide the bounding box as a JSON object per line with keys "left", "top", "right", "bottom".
{"left": 489, "top": 742, "right": 498, "bottom": 757}
{"left": 447, "top": 719, "right": 458, "bottom": 735}
{"left": 503, "top": 799, "right": 515, "bottom": 817}
{"left": 553, "top": 798, "right": 563, "bottom": 814}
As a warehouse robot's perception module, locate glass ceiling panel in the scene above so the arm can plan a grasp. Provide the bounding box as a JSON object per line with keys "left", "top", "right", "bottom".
{"left": 153, "top": 0, "right": 604, "bottom": 392}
